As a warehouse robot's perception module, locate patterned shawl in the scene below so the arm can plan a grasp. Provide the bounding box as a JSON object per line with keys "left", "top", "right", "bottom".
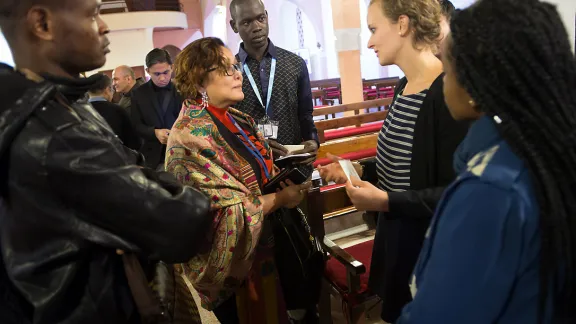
{"left": 166, "top": 100, "right": 276, "bottom": 310}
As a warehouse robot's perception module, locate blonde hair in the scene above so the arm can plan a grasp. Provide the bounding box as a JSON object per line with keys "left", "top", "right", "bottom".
{"left": 370, "top": 0, "right": 442, "bottom": 51}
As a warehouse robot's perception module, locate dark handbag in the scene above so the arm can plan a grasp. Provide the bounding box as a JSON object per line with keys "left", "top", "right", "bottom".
{"left": 270, "top": 207, "right": 325, "bottom": 310}
{"left": 122, "top": 255, "right": 201, "bottom": 324}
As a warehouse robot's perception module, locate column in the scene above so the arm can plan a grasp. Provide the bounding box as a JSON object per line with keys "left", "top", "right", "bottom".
{"left": 331, "top": 0, "right": 364, "bottom": 106}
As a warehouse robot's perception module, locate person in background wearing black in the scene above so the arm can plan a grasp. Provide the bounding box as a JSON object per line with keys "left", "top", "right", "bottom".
{"left": 112, "top": 65, "right": 144, "bottom": 110}
{"left": 88, "top": 73, "right": 141, "bottom": 150}
{"left": 130, "top": 48, "right": 183, "bottom": 170}
{"left": 229, "top": 0, "right": 319, "bottom": 177}
{"left": 0, "top": 0, "right": 211, "bottom": 323}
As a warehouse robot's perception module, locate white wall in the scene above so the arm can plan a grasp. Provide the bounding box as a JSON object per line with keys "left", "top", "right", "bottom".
{"left": 204, "top": 3, "right": 228, "bottom": 43}
{"left": 360, "top": 0, "right": 386, "bottom": 80}
{"left": 0, "top": 30, "right": 14, "bottom": 67}
{"left": 279, "top": 2, "right": 301, "bottom": 51}
{"left": 451, "top": 0, "right": 476, "bottom": 8}
{"left": 86, "top": 11, "right": 188, "bottom": 75}
{"left": 544, "top": 0, "right": 575, "bottom": 52}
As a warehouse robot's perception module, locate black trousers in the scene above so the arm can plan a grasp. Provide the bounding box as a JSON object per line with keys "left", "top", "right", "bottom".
{"left": 213, "top": 295, "right": 239, "bottom": 324}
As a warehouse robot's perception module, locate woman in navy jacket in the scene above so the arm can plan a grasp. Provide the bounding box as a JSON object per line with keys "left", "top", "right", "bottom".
{"left": 393, "top": 0, "right": 576, "bottom": 323}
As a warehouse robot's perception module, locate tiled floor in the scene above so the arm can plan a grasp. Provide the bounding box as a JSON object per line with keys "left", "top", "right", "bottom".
{"left": 190, "top": 226, "right": 379, "bottom": 324}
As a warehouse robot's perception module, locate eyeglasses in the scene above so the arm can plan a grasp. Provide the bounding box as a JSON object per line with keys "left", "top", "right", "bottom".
{"left": 208, "top": 63, "right": 241, "bottom": 76}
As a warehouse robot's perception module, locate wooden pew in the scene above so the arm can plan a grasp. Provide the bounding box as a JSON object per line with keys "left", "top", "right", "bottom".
{"left": 317, "top": 133, "right": 379, "bottom": 161}
{"left": 313, "top": 98, "right": 392, "bottom": 143}
{"left": 311, "top": 78, "right": 341, "bottom": 89}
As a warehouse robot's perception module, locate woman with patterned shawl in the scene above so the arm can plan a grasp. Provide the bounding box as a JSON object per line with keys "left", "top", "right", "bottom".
{"left": 165, "top": 37, "right": 311, "bottom": 324}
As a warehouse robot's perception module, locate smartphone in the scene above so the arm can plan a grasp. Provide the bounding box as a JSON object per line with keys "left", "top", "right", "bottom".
{"left": 263, "top": 168, "right": 308, "bottom": 194}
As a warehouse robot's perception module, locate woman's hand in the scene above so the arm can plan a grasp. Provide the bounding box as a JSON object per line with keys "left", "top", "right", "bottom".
{"left": 277, "top": 179, "right": 312, "bottom": 209}
{"left": 345, "top": 177, "right": 389, "bottom": 212}
{"left": 317, "top": 162, "right": 348, "bottom": 184}
{"left": 317, "top": 153, "right": 363, "bottom": 184}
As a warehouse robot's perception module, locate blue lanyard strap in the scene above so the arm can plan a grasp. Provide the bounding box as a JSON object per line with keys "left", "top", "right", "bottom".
{"left": 243, "top": 58, "right": 276, "bottom": 117}
{"left": 227, "top": 114, "right": 271, "bottom": 179}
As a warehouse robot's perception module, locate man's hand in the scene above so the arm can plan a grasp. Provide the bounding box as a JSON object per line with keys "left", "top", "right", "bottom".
{"left": 154, "top": 129, "right": 170, "bottom": 144}
{"left": 292, "top": 140, "right": 319, "bottom": 165}
{"left": 268, "top": 139, "right": 289, "bottom": 160}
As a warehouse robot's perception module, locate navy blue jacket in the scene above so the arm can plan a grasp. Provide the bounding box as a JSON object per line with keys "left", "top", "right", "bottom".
{"left": 398, "top": 116, "right": 548, "bottom": 323}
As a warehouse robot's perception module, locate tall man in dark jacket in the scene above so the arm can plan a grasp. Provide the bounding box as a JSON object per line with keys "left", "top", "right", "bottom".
{"left": 0, "top": 1, "right": 211, "bottom": 323}
{"left": 131, "top": 49, "right": 183, "bottom": 170}
{"left": 230, "top": 0, "right": 319, "bottom": 177}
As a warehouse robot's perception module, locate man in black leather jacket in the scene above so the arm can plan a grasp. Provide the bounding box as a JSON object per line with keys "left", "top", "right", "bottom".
{"left": 0, "top": 1, "right": 211, "bottom": 323}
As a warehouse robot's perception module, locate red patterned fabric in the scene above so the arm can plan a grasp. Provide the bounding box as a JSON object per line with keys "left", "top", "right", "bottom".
{"left": 325, "top": 240, "right": 374, "bottom": 295}
{"left": 207, "top": 105, "right": 273, "bottom": 185}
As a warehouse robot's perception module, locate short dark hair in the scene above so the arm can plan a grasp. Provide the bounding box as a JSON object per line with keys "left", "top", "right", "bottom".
{"left": 88, "top": 73, "right": 112, "bottom": 95}
{"left": 145, "top": 48, "right": 173, "bottom": 68}
{"left": 229, "top": 0, "right": 264, "bottom": 20}
{"left": 0, "top": 0, "right": 73, "bottom": 42}
{"left": 439, "top": 0, "right": 455, "bottom": 19}
{"left": 173, "top": 37, "right": 228, "bottom": 99}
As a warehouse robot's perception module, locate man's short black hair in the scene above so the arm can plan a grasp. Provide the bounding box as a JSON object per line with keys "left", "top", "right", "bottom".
{"left": 439, "top": 0, "right": 455, "bottom": 19}
{"left": 145, "top": 48, "right": 172, "bottom": 68}
{"left": 88, "top": 73, "right": 112, "bottom": 95}
{"left": 229, "top": 0, "right": 264, "bottom": 21}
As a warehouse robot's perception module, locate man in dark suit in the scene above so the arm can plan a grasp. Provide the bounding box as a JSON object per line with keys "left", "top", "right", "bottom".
{"left": 87, "top": 73, "right": 141, "bottom": 151}
{"left": 131, "top": 48, "right": 183, "bottom": 170}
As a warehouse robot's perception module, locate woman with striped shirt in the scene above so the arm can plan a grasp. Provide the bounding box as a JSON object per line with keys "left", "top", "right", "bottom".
{"left": 318, "top": 0, "right": 468, "bottom": 322}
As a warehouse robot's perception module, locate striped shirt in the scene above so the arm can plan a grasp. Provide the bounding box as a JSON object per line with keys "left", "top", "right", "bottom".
{"left": 376, "top": 90, "right": 428, "bottom": 192}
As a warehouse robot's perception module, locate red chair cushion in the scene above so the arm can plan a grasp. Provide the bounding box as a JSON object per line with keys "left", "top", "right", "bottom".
{"left": 313, "top": 148, "right": 377, "bottom": 167}
{"left": 324, "top": 122, "right": 383, "bottom": 141}
{"left": 325, "top": 240, "right": 374, "bottom": 294}
{"left": 319, "top": 183, "right": 345, "bottom": 192}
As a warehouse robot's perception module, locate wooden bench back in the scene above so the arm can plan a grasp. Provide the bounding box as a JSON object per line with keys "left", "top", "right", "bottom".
{"left": 363, "top": 76, "right": 400, "bottom": 88}
{"left": 313, "top": 98, "right": 391, "bottom": 143}
{"left": 311, "top": 78, "right": 341, "bottom": 89}
{"left": 317, "top": 133, "right": 379, "bottom": 160}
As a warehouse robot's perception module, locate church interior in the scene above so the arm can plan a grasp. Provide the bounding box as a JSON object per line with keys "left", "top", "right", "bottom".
{"left": 1, "top": 0, "right": 575, "bottom": 324}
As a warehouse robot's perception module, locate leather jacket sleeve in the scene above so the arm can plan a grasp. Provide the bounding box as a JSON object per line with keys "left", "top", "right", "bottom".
{"left": 45, "top": 126, "right": 211, "bottom": 264}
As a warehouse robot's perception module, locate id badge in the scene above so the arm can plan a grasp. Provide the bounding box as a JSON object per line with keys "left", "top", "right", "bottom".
{"left": 270, "top": 119, "right": 279, "bottom": 139}
{"left": 264, "top": 124, "right": 273, "bottom": 138}
{"left": 258, "top": 124, "right": 265, "bottom": 134}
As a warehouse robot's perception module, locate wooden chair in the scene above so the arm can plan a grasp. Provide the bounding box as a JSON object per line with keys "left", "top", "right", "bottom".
{"left": 302, "top": 177, "right": 379, "bottom": 324}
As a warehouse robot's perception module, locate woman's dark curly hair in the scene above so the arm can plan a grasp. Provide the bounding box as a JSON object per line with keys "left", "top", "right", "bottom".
{"left": 450, "top": 0, "right": 576, "bottom": 321}
{"left": 173, "top": 37, "right": 230, "bottom": 99}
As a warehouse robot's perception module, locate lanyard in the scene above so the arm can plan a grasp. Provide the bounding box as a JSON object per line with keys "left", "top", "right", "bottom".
{"left": 243, "top": 58, "right": 276, "bottom": 117}
{"left": 227, "top": 114, "right": 271, "bottom": 179}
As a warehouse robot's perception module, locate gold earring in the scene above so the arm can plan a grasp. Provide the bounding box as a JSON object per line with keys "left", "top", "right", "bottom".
{"left": 468, "top": 99, "right": 475, "bottom": 107}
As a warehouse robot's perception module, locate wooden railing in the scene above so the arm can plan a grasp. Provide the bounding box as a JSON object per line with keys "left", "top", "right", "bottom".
{"left": 101, "top": 0, "right": 182, "bottom": 13}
